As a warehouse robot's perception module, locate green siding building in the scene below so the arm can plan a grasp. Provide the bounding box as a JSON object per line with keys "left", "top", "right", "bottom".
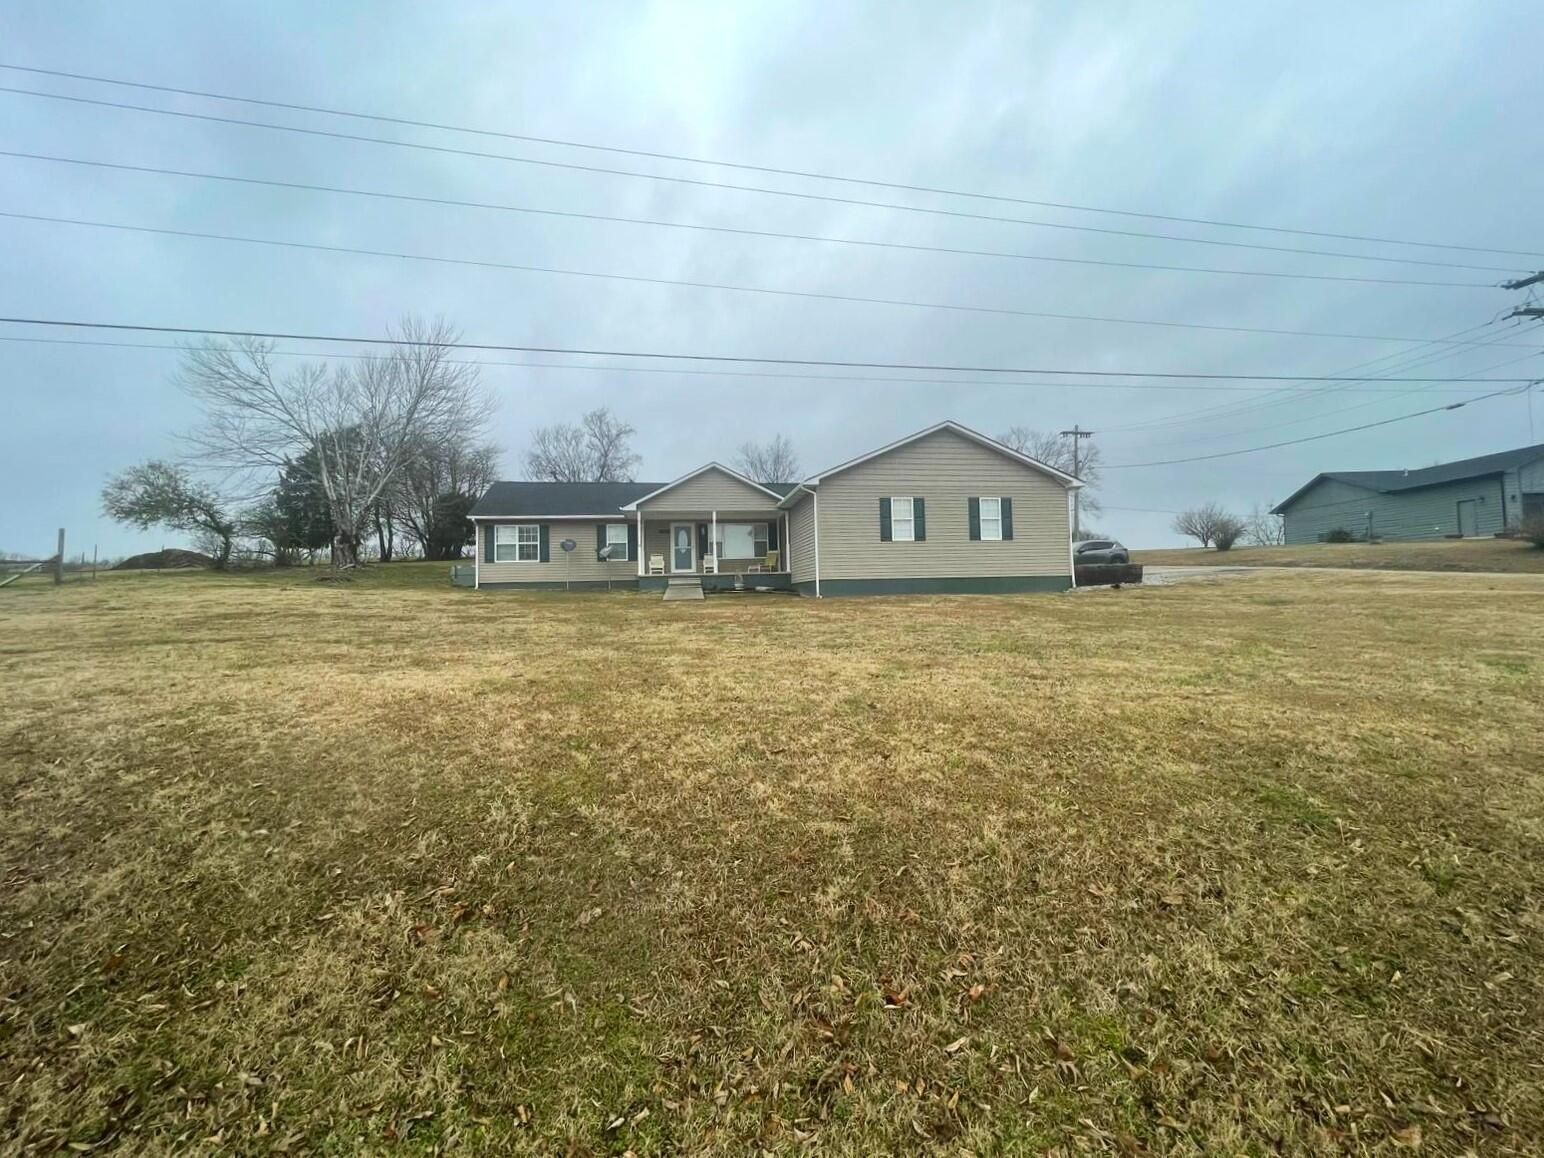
{"left": 1272, "top": 443, "right": 1544, "bottom": 545}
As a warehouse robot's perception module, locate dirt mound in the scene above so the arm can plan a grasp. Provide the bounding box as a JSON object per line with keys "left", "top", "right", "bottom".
{"left": 113, "top": 548, "right": 215, "bottom": 571}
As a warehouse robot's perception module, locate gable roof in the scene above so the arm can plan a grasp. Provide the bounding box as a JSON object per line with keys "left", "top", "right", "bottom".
{"left": 779, "top": 420, "right": 1081, "bottom": 506}
{"left": 469, "top": 481, "right": 661, "bottom": 518}
{"left": 1271, "top": 442, "right": 1544, "bottom": 514}
{"left": 618, "top": 462, "right": 791, "bottom": 510}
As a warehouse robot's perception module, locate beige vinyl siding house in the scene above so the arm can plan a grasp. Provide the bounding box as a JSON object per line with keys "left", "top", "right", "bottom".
{"left": 478, "top": 519, "right": 637, "bottom": 587}
{"left": 787, "top": 492, "right": 817, "bottom": 586}
{"left": 468, "top": 421, "right": 1080, "bottom": 597}
{"left": 786, "top": 425, "right": 1076, "bottom": 596}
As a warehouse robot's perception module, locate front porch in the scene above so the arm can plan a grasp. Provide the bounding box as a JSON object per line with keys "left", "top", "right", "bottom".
{"left": 634, "top": 510, "right": 790, "bottom": 583}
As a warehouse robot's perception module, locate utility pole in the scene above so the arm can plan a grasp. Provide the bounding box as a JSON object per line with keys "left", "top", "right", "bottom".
{"left": 1504, "top": 273, "right": 1544, "bottom": 446}
{"left": 1504, "top": 271, "right": 1544, "bottom": 319}
{"left": 1058, "top": 425, "right": 1095, "bottom": 539}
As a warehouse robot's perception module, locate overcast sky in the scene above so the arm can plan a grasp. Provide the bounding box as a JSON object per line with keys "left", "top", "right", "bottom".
{"left": 3, "top": 1, "right": 1542, "bottom": 556}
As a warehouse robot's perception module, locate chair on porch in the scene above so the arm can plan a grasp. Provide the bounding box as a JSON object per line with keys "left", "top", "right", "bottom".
{"left": 748, "top": 549, "right": 780, "bottom": 574}
{"left": 648, "top": 553, "right": 666, "bottom": 575}
{"left": 703, "top": 553, "right": 718, "bottom": 574}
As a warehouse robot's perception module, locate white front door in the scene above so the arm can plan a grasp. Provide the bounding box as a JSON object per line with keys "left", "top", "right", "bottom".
{"left": 670, "top": 523, "right": 696, "bottom": 572}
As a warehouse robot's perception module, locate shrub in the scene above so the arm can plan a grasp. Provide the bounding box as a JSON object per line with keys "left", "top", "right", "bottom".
{"left": 1324, "top": 527, "right": 1357, "bottom": 543}
{"left": 1214, "top": 516, "right": 1246, "bottom": 551}
{"left": 1521, "top": 516, "right": 1544, "bottom": 549}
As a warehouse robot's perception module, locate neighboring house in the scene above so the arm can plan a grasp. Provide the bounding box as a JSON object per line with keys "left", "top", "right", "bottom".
{"left": 1271, "top": 442, "right": 1544, "bottom": 544}
{"left": 468, "top": 420, "right": 1081, "bottom": 596}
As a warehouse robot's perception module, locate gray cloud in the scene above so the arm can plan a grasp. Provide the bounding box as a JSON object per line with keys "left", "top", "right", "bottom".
{"left": 2, "top": 1, "right": 1540, "bottom": 556}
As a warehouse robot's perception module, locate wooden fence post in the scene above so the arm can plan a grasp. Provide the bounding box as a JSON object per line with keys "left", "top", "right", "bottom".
{"left": 55, "top": 528, "right": 65, "bottom": 586}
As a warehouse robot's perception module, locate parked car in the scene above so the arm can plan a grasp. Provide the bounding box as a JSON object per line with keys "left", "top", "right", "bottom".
{"left": 1074, "top": 538, "right": 1129, "bottom": 564}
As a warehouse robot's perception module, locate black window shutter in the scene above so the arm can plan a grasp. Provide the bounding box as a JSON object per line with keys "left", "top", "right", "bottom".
{"left": 879, "top": 496, "right": 892, "bottom": 541}
{"left": 968, "top": 497, "right": 981, "bottom": 541}
{"left": 697, "top": 523, "right": 709, "bottom": 561}
{"left": 596, "top": 524, "right": 607, "bottom": 556}
{"left": 914, "top": 497, "right": 926, "bottom": 541}
{"left": 767, "top": 521, "right": 780, "bottom": 550}
{"left": 1001, "top": 497, "right": 1014, "bottom": 540}
{"left": 484, "top": 525, "right": 495, "bottom": 563}
{"left": 538, "top": 524, "right": 550, "bottom": 562}
{"left": 627, "top": 521, "right": 638, "bottom": 561}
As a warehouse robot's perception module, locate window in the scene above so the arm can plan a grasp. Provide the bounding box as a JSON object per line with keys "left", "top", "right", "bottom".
{"left": 713, "top": 522, "right": 769, "bottom": 558}
{"left": 495, "top": 523, "right": 539, "bottom": 562}
{"left": 891, "top": 497, "right": 915, "bottom": 541}
{"left": 979, "top": 497, "right": 1002, "bottom": 541}
{"left": 605, "top": 523, "right": 628, "bottom": 559}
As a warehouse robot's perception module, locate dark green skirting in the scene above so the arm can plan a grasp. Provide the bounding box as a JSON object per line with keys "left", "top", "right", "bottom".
{"left": 639, "top": 574, "right": 792, "bottom": 592}
{"left": 796, "top": 575, "right": 1072, "bottom": 597}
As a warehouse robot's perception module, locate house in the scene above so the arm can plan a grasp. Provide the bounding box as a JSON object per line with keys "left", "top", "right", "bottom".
{"left": 1270, "top": 442, "right": 1544, "bottom": 544}
{"left": 468, "top": 420, "right": 1081, "bottom": 596}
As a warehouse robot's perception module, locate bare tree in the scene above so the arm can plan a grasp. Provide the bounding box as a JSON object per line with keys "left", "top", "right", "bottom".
{"left": 1244, "top": 502, "right": 1285, "bottom": 547}
{"left": 997, "top": 426, "right": 1103, "bottom": 516}
{"left": 1173, "top": 502, "right": 1244, "bottom": 549}
{"left": 102, "top": 460, "right": 238, "bottom": 569}
{"left": 180, "top": 316, "right": 486, "bottom": 567}
{"left": 734, "top": 434, "right": 800, "bottom": 483}
{"left": 391, "top": 440, "right": 500, "bottom": 559}
{"left": 525, "top": 406, "right": 640, "bottom": 482}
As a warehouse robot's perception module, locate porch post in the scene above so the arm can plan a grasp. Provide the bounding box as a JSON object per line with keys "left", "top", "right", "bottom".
{"left": 711, "top": 510, "right": 717, "bottom": 573}
{"left": 636, "top": 509, "right": 643, "bottom": 576}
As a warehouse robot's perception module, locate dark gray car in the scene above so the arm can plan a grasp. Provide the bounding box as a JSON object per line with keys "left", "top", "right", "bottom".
{"left": 1074, "top": 538, "right": 1129, "bottom": 564}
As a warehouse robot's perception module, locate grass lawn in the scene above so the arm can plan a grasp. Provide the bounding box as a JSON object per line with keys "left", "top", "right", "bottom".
{"left": 1134, "top": 537, "right": 1544, "bottom": 574}
{"left": 3, "top": 565, "right": 1542, "bottom": 1153}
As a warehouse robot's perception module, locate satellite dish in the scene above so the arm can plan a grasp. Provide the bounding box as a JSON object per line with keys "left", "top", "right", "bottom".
{"left": 559, "top": 538, "right": 577, "bottom": 552}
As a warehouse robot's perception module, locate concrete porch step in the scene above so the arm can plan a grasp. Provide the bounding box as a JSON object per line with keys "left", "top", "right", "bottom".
{"left": 662, "top": 577, "right": 705, "bottom": 601}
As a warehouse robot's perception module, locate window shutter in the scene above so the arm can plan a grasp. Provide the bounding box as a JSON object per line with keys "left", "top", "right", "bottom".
{"left": 1001, "top": 497, "right": 1014, "bottom": 540}
{"left": 879, "top": 496, "right": 892, "bottom": 541}
{"left": 968, "top": 497, "right": 981, "bottom": 541}
{"left": 484, "top": 525, "right": 495, "bottom": 563}
{"left": 596, "top": 524, "right": 607, "bottom": 556}
{"left": 697, "top": 524, "right": 709, "bottom": 561}
{"left": 914, "top": 497, "right": 926, "bottom": 541}
{"left": 538, "top": 524, "right": 550, "bottom": 562}
{"left": 767, "top": 521, "right": 780, "bottom": 550}
{"left": 627, "top": 522, "right": 638, "bottom": 561}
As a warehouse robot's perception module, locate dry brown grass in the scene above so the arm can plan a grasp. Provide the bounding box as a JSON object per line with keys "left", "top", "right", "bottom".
{"left": 3, "top": 565, "right": 1543, "bottom": 1154}
{"left": 1135, "top": 537, "right": 1544, "bottom": 574}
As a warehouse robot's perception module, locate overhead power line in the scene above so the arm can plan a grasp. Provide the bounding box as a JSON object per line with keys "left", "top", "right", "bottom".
{"left": 1099, "top": 319, "right": 1506, "bottom": 435}
{"left": 1, "top": 60, "right": 1536, "bottom": 263}
{"left": 0, "top": 84, "right": 1527, "bottom": 277}
{"left": 0, "top": 151, "right": 1497, "bottom": 290}
{"left": 3, "top": 316, "right": 1541, "bottom": 382}
{"left": 1116, "top": 338, "right": 1544, "bottom": 449}
{"left": 9, "top": 210, "right": 1544, "bottom": 350}
{"left": 1105, "top": 386, "right": 1528, "bottom": 469}
{"left": 2, "top": 332, "right": 1518, "bottom": 397}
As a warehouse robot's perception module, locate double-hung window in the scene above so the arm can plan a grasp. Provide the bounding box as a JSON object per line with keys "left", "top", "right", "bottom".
{"left": 979, "top": 497, "right": 1003, "bottom": 541}
{"left": 891, "top": 497, "right": 915, "bottom": 542}
{"left": 495, "top": 524, "right": 540, "bottom": 562}
{"left": 604, "top": 523, "right": 629, "bottom": 559}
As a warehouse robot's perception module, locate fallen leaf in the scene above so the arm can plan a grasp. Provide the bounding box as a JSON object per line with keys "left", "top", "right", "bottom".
{"left": 944, "top": 1036, "right": 969, "bottom": 1054}
{"left": 1392, "top": 1123, "right": 1422, "bottom": 1148}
